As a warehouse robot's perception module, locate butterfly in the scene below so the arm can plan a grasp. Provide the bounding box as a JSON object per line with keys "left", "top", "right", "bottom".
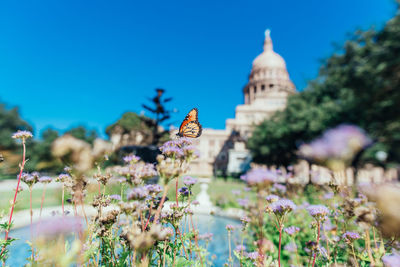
{"left": 177, "top": 108, "right": 202, "bottom": 138}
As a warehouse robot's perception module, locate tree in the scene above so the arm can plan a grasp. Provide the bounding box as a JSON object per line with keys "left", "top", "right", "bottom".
{"left": 0, "top": 103, "right": 33, "bottom": 150}
{"left": 249, "top": 4, "right": 400, "bottom": 168}
{"left": 142, "top": 88, "right": 173, "bottom": 145}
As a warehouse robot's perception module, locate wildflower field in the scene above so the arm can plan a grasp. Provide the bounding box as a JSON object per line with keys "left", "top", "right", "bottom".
{"left": 0, "top": 127, "right": 399, "bottom": 267}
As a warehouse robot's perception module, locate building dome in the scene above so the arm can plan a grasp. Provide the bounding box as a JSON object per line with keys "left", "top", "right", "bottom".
{"left": 252, "top": 30, "right": 286, "bottom": 70}
{"left": 243, "top": 29, "right": 295, "bottom": 107}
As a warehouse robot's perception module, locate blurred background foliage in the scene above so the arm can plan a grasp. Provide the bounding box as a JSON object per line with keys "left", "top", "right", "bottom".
{"left": 249, "top": 8, "right": 400, "bottom": 168}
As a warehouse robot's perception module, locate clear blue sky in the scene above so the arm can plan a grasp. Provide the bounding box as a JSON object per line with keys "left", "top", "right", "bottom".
{"left": 0, "top": 0, "right": 397, "bottom": 138}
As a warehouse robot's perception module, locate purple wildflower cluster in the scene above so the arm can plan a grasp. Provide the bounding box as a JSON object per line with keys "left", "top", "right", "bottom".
{"left": 109, "top": 194, "right": 122, "bottom": 201}
{"left": 307, "top": 205, "right": 330, "bottom": 221}
{"left": 178, "top": 187, "right": 191, "bottom": 197}
{"left": 38, "top": 176, "right": 53, "bottom": 184}
{"left": 342, "top": 231, "right": 360, "bottom": 242}
{"left": 270, "top": 199, "right": 296, "bottom": 215}
{"left": 145, "top": 184, "right": 163, "bottom": 194}
{"left": 284, "top": 226, "right": 300, "bottom": 236}
{"left": 240, "top": 168, "right": 277, "bottom": 188}
{"left": 272, "top": 183, "right": 287, "bottom": 194}
{"left": 21, "top": 172, "right": 40, "bottom": 186}
{"left": 118, "top": 163, "right": 157, "bottom": 182}
{"left": 235, "top": 245, "right": 246, "bottom": 253}
{"left": 127, "top": 186, "right": 148, "bottom": 200}
{"left": 12, "top": 130, "right": 33, "bottom": 140}
{"left": 225, "top": 224, "right": 235, "bottom": 231}
{"left": 237, "top": 198, "right": 249, "bottom": 208}
{"left": 159, "top": 137, "right": 199, "bottom": 159}
{"left": 123, "top": 154, "right": 140, "bottom": 164}
{"left": 183, "top": 176, "right": 197, "bottom": 186}
{"left": 198, "top": 232, "right": 213, "bottom": 242}
{"left": 299, "top": 124, "right": 372, "bottom": 168}
{"left": 57, "top": 173, "right": 71, "bottom": 183}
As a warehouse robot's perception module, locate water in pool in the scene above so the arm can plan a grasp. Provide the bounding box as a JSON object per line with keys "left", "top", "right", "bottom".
{"left": 6, "top": 214, "right": 241, "bottom": 266}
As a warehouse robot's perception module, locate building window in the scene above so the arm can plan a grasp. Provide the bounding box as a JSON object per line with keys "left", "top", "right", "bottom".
{"left": 253, "top": 86, "right": 257, "bottom": 93}
{"left": 261, "top": 84, "right": 265, "bottom": 91}
{"left": 269, "top": 84, "right": 274, "bottom": 88}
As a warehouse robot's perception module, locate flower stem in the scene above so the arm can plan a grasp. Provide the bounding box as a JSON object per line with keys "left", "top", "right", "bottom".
{"left": 278, "top": 225, "right": 282, "bottom": 267}
{"left": 39, "top": 184, "right": 47, "bottom": 220}
{"left": 311, "top": 221, "right": 321, "bottom": 267}
{"left": 1, "top": 141, "right": 26, "bottom": 258}
{"left": 154, "top": 184, "right": 169, "bottom": 224}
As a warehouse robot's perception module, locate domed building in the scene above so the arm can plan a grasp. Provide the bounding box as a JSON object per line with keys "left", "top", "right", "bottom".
{"left": 226, "top": 29, "right": 295, "bottom": 138}
{"left": 190, "top": 30, "right": 296, "bottom": 176}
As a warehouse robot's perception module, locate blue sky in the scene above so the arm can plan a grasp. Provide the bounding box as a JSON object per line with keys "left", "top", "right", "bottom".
{"left": 0, "top": 0, "right": 397, "bottom": 138}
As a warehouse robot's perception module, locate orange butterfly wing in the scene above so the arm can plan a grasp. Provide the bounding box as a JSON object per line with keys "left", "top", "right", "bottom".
{"left": 177, "top": 108, "right": 202, "bottom": 138}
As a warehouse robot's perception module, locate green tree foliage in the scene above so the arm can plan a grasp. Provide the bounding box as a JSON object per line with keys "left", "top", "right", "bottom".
{"left": 249, "top": 5, "right": 400, "bottom": 167}
{"left": 0, "top": 103, "right": 33, "bottom": 150}
{"left": 105, "top": 112, "right": 154, "bottom": 144}
{"left": 26, "top": 128, "right": 64, "bottom": 172}
{"left": 65, "top": 126, "right": 98, "bottom": 145}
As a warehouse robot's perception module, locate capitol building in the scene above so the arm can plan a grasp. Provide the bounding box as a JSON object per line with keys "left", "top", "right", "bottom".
{"left": 190, "top": 30, "right": 296, "bottom": 177}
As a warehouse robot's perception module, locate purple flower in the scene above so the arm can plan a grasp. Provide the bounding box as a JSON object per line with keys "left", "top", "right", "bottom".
{"left": 237, "top": 198, "right": 249, "bottom": 208}
{"left": 57, "top": 173, "right": 71, "bottom": 183}
{"left": 246, "top": 251, "right": 259, "bottom": 260}
{"left": 109, "top": 194, "right": 122, "bottom": 201}
{"left": 240, "top": 168, "right": 277, "bottom": 187}
{"left": 284, "top": 241, "right": 297, "bottom": 252}
{"left": 159, "top": 140, "right": 185, "bottom": 158}
{"left": 127, "top": 186, "right": 148, "bottom": 200}
{"left": 382, "top": 252, "right": 400, "bottom": 267}
{"left": 145, "top": 184, "right": 163, "bottom": 194}
{"left": 33, "top": 216, "right": 82, "bottom": 238}
{"left": 12, "top": 130, "right": 33, "bottom": 140}
{"left": 265, "top": 194, "right": 280, "bottom": 203}
{"left": 284, "top": 226, "right": 300, "bottom": 236}
{"left": 178, "top": 187, "right": 191, "bottom": 197}
{"left": 192, "top": 200, "right": 200, "bottom": 206}
{"left": 235, "top": 245, "right": 246, "bottom": 252}
{"left": 240, "top": 215, "right": 251, "bottom": 223}
{"left": 272, "top": 183, "right": 287, "bottom": 194}
{"left": 183, "top": 176, "right": 198, "bottom": 186}
{"left": 299, "top": 124, "right": 372, "bottom": 168}
{"left": 198, "top": 232, "right": 213, "bottom": 242}
{"left": 342, "top": 231, "right": 360, "bottom": 242}
{"left": 38, "top": 176, "right": 52, "bottom": 184}
{"left": 123, "top": 154, "right": 140, "bottom": 164}
{"left": 226, "top": 224, "right": 235, "bottom": 231}
{"left": 270, "top": 199, "right": 296, "bottom": 215}
{"left": 307, "top": 205, "right": 330, "bottom": 220}
{"left": 323, "top": 192, "right": 334, "bottom": 200}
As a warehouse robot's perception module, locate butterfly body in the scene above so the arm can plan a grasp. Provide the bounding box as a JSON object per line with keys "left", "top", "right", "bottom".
{"left": 177, "top": 108, "right": 202, "bottom": 138}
